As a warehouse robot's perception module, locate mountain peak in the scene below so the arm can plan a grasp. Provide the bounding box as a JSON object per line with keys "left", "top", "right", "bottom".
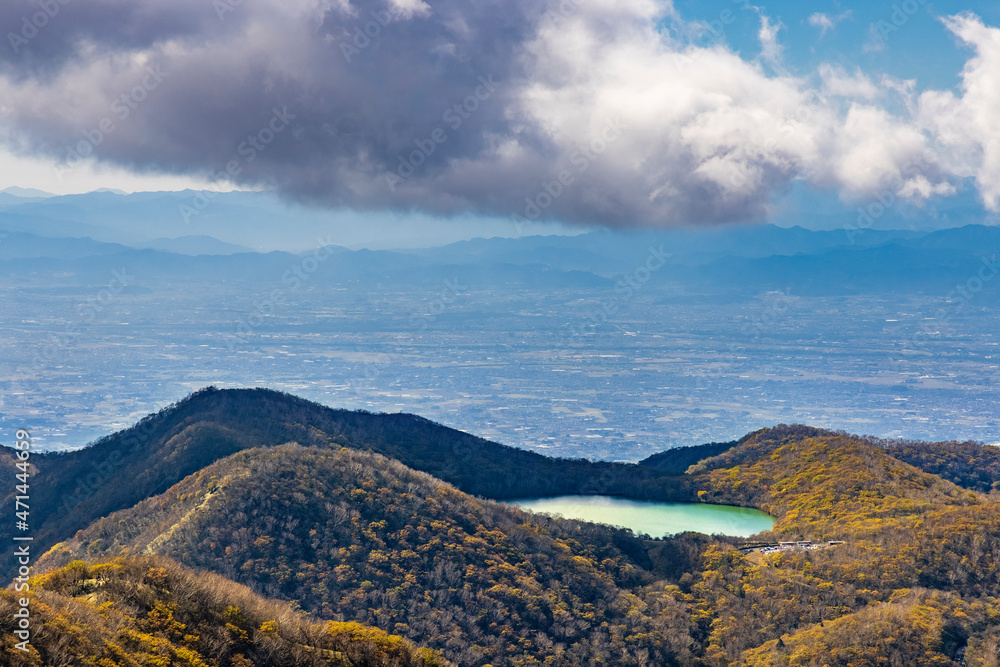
{"left": 0, "top": 186, "right": 55, "bottom": 198}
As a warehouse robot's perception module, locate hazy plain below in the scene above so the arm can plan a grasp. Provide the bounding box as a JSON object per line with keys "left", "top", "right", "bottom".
{"left": 2, "top": 219, "right": 998, "bottom": 457}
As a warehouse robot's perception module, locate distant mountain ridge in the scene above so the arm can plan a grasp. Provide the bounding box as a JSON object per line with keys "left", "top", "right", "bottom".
{"left": 138, "top": 235, "right": 254, "bottom": 255}
{"left": 0, "top": 186, "right": 55, "bottom": 198}
{"left": 0, "top": 231, "right": 132, "bottom": 260}
{"left": 2, "top": 185, "right": 995, "bottom": 295}
{"left": 0, "top": 188, "right": 577, "bottom": 249}
{"left": 0, "top": 229, "right": 613, "bottom": 292}
{"left": 2, "top": 222, "right": 998, "bottom": 295}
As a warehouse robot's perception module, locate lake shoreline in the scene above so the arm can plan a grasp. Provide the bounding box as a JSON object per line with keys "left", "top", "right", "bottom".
{"left": 503, "top": 494, "right": 776, "bottom": 538}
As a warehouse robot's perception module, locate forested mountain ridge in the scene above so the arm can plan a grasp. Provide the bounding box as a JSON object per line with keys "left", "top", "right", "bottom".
{"left": 0, "top": 387, "right": 701, "bottom": 564}
{"left": 638, "top": 441, "right": 738, "bottom": 475}
{"left": 690, "top": 424, "right": 977, "bottom": 539}
{"left": 876, "top": 437, "right": 1000, "bottom": 494}
{"left": 41, "top": 444, "right": 696, "bottom": 666}
{"left": 681, "top": 426, "right": 1000, "bottom": 664}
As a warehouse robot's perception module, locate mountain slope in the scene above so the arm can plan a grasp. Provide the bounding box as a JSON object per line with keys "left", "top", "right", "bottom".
{"left": 685, "top": 243, "right": 983, "bottom": 295}
{"left": 11, "top": 396, "right": 1000, "bottom": 665}
{"left": 139, "top": 235, "right": 254, "bottom": 255}
{"left": 689, "top": 425, "right": 977, "bottom": 539}
{"left": 675, "top": 425, "right": 1000, "bottom": 664}
{"left": 37, "top": 421, "right": 1000, "bottom": 666}
{"left": 43, "top": 443, "right": 695, "bottom": 666}
{"left": 877, "top": 437, "right": 1000, "bottom": 494}
{"left": 638, "top": 441, "right": 737, "bottom": 475}
{"left": 0, "top": 231, "right": 132, "bottom": 259}
{"left": 739, "top": 588, "right": 996, "bottom": 667}
{"left": 0, "top": 387, "right": 700, "bottom": 564}
{"left": 2, "top": 555, "right": 448, "bottom": 666}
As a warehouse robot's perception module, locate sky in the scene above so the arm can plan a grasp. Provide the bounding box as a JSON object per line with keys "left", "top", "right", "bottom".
{"left": 1, "top": 0, "right": 999, "bottom": 231}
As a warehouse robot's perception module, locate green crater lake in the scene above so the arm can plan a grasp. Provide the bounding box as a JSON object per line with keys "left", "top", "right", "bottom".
{"left": 507, "top": 495, "right": 775, "bottom": 538}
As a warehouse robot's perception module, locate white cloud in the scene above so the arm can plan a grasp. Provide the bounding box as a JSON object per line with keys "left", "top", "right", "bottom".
{"left": 758, "top": 15, "right": 784, "bottom": 67}
{"left": 916, "top": 13, "right": 1000, "bottom": 210}
{"left": 820, "top": 64, "right": 879, "bottom": 100}
{"left": 827, "top": 104, "right": 932, "bottom": 198}
{"left": 0, "top": 2, "right": 996, "bottom": 226}
{"left": 516, "top": 5, "right": 826, "bottom": 223}
{"left": 863, "top": 23, "right": 888, "bottom": 53}
{"left": 809, "top": 13, "right": 834, "bottom": 35}
{"left": 386, "top": 0, "right": 432, "bottom": 20}
{"left": 809, "top": 11, "right": 851, "bottom": 37}
{"left": 516, "top": 4, "right": 975, "bottom": 217}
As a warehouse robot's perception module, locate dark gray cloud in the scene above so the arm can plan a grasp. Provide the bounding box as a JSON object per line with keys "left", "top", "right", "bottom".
{"left": 0, "top": 0, "right": 994, "bottom": 227}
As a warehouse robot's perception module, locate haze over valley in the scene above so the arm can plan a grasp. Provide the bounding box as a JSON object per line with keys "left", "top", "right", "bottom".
{"left": 2, "top": 189, "right": 998, "bottom": 456}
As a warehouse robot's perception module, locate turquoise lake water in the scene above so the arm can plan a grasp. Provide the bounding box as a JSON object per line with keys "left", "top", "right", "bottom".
{"left": 506, "top": 495, "right": 775, "bottom": 538}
